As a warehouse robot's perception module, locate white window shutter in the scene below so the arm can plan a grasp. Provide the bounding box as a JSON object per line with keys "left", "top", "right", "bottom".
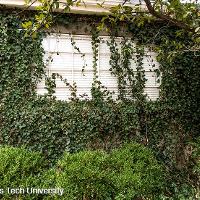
{"left": 37, "top": 34, "right": 160, "bottom": 101}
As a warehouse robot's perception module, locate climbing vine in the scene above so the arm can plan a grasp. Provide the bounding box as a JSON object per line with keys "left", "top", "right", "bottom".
{"left": 0, "top": 8, "right": 199, "bottom": 198}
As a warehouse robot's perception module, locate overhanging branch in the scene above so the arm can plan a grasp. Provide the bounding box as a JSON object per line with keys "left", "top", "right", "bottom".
{"left": 143, "top": 0, "right": 195, "bottom": 32}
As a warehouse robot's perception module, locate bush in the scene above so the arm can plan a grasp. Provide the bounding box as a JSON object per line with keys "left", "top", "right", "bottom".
{"left": 193, "top": 138, "right": 200, "bottom": 175}
{"left": 0, "top": 146, "right": 46, "bottom": 199}
{"left": 192, "top": 138, "right": 200, "bottom": 199}
{"left": 42, "top": 150, "right": 113, "bottom": 200}
{"left": 42, "top": 142, "right": 164, "bottom": 200}
{"left": 109, "top": 143, "right": 164, "bottom": 199}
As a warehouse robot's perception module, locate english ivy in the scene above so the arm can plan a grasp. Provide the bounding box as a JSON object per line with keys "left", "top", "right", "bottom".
{"left": 0, "top": 9, "right": 199, "bottom": 198}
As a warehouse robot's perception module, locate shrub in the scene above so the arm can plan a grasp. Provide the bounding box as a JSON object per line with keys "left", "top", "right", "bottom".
{"left": 192, "top": 138, "right": 200, "bottom": 199}
{"left": 42, "top": 150, "right": 114, "bottom": 200}
{"left": 42, "top": 142, "right": 164, "bottom": 200}
{"left": 0, "top": 146, "right": 46, "bottom": 199}
{"left": 193, "top": 138, "right": 200, "bottom": 175}
{"left": 109, "top": 143, "right": 164, "bottom": 199}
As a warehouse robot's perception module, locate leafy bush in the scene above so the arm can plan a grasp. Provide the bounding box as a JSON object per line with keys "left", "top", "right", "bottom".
{"left": 42, "top": 142, "right": 164, "bottom": 200}
{"left": 192, "top": 138, "right": 200, "bottom": 199}
{"left": 42, "top": 150, "right": 113, "bottom": 200}
{"left": 109, "top": 143, "right": 164, "bottom": 199}
{"left": 193, "top": 138, "right": 200, "bottom": 175}
{"left": 0, "top": 146, "right": 46, "bottom": 199}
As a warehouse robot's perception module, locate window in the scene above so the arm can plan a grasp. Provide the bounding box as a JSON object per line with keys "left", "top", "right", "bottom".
{"left": 37, "top": 33, "right": 160, "bottom": 100}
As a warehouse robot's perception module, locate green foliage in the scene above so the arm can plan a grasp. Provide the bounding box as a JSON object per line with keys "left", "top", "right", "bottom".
{"left": 0, "top": 97, "right": 140, "bottom": 162}
{"left": 43, "top": 150, "right": 111, "bottom": 200}
{"left": 0, "top": 9, "right": 199, "bottom": 199}
{"left": 192, "top": 138, "right": 200, "bottom": 188}
{"left": 0, "top": 146, "right": 46, "bottom": 199}
{"left": 108, "top": 36, "right": 146, "bottom": 101}
{"left": 160, "top": 183, "right": 198, "bottom": 200}
{"left": 0, "top": 13, "right": 45, "bottom": 103}
{"left": 42, "top": 142, "right": 164, "bottom": 200}
{"left": 0, "top": 97, "right": 70, "bottom": 163}
{"left": 109, "top": 143, "right": 164, "bottom": 199}
{"left": 128, "top": 19, "right": 200, "bottom": 164}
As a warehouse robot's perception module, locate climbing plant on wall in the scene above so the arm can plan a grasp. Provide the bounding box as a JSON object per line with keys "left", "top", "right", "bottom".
{"left": 0, "top": 13, "right": 45, "bottom": 103}
{"left": 0, "top": 7, "right": 200, "bottom": 198}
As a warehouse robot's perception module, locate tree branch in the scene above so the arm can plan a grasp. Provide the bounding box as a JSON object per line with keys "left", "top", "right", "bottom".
{"left": 14, "top": 0, "right": 37, "bottom": 15}
{"left": 122, "top": 0, "right": 129, "bottom": 6}
{"left": 143, "top": 0, "right": 195, "bottom": 32}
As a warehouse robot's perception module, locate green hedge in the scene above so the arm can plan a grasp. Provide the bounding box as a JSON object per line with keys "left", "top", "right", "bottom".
{"left": 109, "top": 143, "right": 164, "bottom": 199}
{"left": 0, "top": 146, "right": 46, "bottom": 200}
{"left": 42, "top": 142, "right": 164, "bottom": 200}
{"left": 0, "top": 144, "right": 164, "bottom": 200}
{"left": 0, "top": 144, "right": 198, "bottom": 199}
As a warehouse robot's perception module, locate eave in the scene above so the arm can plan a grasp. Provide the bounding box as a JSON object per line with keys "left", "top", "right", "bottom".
{"left": 0, "top": 0, "right": 143, "bottom": 15}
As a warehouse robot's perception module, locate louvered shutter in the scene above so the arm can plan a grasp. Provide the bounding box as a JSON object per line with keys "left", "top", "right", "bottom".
{"left": 37, "top": 34, "right": 160, "bottom": 100}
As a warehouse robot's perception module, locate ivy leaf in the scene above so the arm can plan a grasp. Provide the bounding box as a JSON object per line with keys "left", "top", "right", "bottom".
{"left": 22, "top": 21, "right": 33, "bottom": 29}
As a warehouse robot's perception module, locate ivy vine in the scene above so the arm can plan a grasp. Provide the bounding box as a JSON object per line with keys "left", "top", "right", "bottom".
{"left": 0, "top": 9, "right": 199, "bottom": 198}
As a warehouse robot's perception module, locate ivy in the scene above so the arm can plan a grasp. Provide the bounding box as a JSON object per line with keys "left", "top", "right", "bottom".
{"left": 0, "top": 13, "right": 45, "bottom": 104}
{"left": 107, "top": 36, "right": 147, "bottom": 101}
{"left": 0, "top": 9, "right": 199, "bottom": 198}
